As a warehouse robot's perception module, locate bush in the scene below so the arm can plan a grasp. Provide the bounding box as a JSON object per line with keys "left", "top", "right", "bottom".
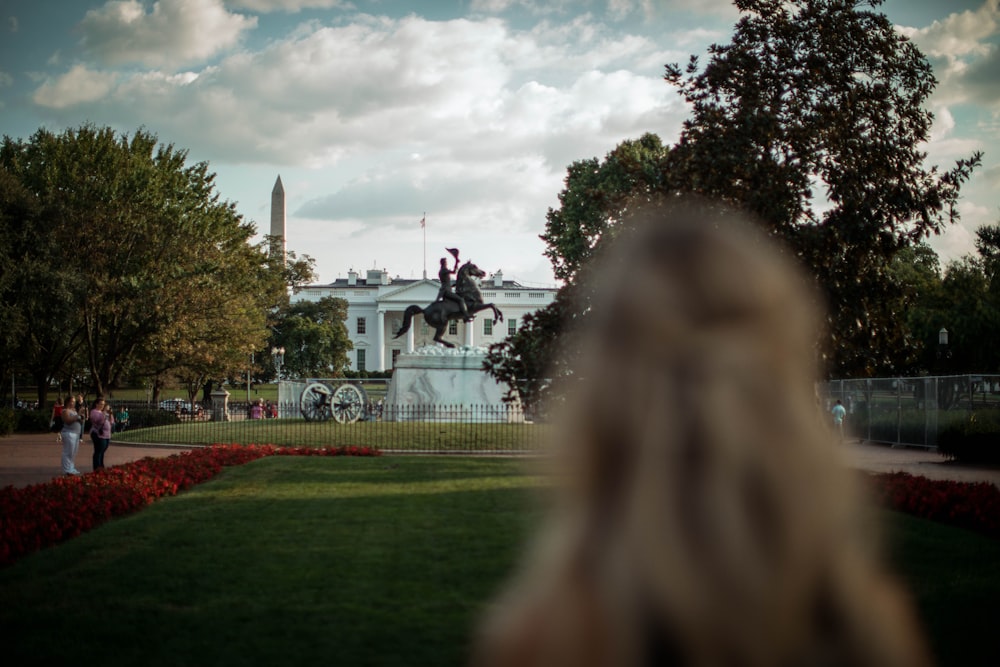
{"left": 0, "top": 409, "right": 15, "bottom": 436}
{"left": 128, "top": 408, "right": 181, "bottom": 429}
{"left": 938, "top": 410, "right": 1000, "bottom": 463}
{"left": 16, "top": 409, "right": 53, "bottom": 433}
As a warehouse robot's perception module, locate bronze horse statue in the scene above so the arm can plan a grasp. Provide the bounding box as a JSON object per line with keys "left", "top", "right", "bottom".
{"left": 394, "top": 261, "right": 504, "bottom": 348}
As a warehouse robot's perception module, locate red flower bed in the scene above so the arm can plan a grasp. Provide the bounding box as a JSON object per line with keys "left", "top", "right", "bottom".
{"left": 0, "top": 443, "right": 379, "bottom": 568}
{"left": 870, "top": 472, "right": 1000, "bottom": 538}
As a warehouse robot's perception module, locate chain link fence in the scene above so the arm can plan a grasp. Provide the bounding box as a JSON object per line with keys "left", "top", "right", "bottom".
{"left": 819, "top": 375, "right": 1000, "bottom": 449}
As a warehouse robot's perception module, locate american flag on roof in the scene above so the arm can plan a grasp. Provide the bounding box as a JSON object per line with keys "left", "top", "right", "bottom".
{"left": 420, "top": 214, "right": 425, "bottom": 228}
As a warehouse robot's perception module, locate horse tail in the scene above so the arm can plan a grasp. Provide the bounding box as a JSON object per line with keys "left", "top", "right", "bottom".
{"left": 394, "top": 305, "right": 423, "bottom": 339}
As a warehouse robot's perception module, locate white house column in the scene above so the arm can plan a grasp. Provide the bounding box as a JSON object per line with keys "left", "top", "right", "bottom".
{"left": 406, "top": 323, "right": 415, "bottom": 352}
{"left": 465, "top": 319, "right": 474, "bottom": 347}
{"left": 376, "top": 309, "right": 386, "bottom": 371}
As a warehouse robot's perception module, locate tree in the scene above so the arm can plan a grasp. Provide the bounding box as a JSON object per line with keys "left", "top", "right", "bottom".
{"left": 483, "top": 286, "right": 578, "bottom": 413}
{"left": 540, "top": 133, "right": 670, "bottom": 283}
{"left": 888, "top": 243, "right": 943, "bottom": 374}
{"left": 0, "top": 125, "right": 289, "bottom": 402}
{"left": 485, "top": 135, "right": 671, "bottom": 408}
{"left": 662, "top": 0, "right": 980, "bottom": 376}
{"left": 487, "top": 0, "right": 983, "bottom": 402}
{"left": 268, "top": 297, "right": 353, "bottom": 379}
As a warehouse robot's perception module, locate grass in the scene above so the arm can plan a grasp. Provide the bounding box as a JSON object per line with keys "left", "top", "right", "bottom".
{"left": 885, "top": 511, "right": 1000, "bottom": 667}
{"left": 1, "top": 456, "right": 547, "bottom": 667}
{"left": 2, "top": 456, "right": 998, "bottom": 666}
{"left": 119, "top": 418, "right": 551, "bottom": 451}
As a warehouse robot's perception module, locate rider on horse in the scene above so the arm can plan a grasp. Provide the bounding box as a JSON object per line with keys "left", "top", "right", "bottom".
{"left": 438, "top": 249, "right": 473, "bottom": 322}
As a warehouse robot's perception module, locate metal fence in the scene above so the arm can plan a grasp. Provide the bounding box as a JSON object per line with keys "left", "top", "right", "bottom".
{"left": 105, "top": 399, "right": 548, "bottom": 454}
{"left": 820, "top": 374, "right": 1000, "bottom": 449}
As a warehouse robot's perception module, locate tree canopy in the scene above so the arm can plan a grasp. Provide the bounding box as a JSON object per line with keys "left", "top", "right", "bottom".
{"left": 488, "top": 0, "right": 982, "bottom": 404}
{"left": 268, "top": 296, "right": 353, "bottom": 379}
{"left": 0, "top": 124, "right": 299, "bottom": 404}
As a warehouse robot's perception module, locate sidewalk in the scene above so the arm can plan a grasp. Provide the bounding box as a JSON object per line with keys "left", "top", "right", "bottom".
{"left": 2, "top": 432, "right": 999, "bottom": 490}
{"left": 0, "top": 432, "right": 194, "bottom": 489}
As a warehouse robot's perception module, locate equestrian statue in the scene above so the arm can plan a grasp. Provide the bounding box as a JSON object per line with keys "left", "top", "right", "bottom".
{"left": 394, "top": 248, "right": 504, "bottom": 348}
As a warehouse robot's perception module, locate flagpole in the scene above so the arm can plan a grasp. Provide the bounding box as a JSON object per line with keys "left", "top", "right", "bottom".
{"left": 422, "top": 212, "right": 427, "bottom": 279}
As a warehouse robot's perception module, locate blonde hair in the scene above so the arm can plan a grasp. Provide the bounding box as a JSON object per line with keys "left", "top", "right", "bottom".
{"left": 471, "top": 201, "right": 929, "bottom": 667}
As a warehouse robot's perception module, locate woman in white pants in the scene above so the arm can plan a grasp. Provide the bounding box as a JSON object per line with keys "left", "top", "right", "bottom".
{"left": 59, "top": 396, "right": 84, "bottom": 476}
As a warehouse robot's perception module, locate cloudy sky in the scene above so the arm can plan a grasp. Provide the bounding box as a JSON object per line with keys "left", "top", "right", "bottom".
{"left": 1, "top": 0, "right": 997, "bottom": 286}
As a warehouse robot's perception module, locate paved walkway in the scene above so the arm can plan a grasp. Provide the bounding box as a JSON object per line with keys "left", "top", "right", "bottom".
{"left": 1, "top": 433, "right": 999, "bottom": 490}
{"left": 0, "top": 432, "right": 194, "bottom": 489}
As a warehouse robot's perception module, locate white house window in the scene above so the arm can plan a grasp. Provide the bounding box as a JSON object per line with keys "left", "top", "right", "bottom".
{"left": 483, "top": 318, "right": 493, "bottom": 336}
{"left": 357, "top": 349, "right": 366, "bottom": 371}
{"left": 448, "top": 320, "right": 458, "bottom": 335}
{"left": 357, "top": 317, "right": 366, "bottom": 334}
{"left": 508, "top": 318, "right": 517, "bottom": 336}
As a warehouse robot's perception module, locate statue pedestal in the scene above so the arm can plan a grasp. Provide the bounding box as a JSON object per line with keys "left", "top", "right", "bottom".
{"left": 384, "top": 346, "right": 522, "bottom": 422}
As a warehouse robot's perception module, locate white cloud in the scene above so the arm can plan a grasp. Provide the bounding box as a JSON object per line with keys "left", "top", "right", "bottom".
{"left": 64, "top": 13, "right": 677, "bottom": 171}
{"left": 898, "top": 0, "right": 998, "bottom": 60}
{"left": 78, "top": 0, "right": 257, "bottom": 69}
{"left": 227, "top": 0, "right": 349, "bottom": 12}
{"left": 0, "top": 71, "right": 12, "bottom": 87}
{"left": 32, "top": 64, "right": 117, "bottom": 108}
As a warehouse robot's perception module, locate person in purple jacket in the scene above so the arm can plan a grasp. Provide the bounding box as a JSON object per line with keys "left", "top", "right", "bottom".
{"left": 88, "top": 397, "right": 114, "bottom": 470}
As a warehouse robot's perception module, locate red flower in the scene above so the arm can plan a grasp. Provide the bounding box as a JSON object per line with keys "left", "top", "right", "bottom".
{"left": 0, "top": 443, "right": 380, "bottom": 568}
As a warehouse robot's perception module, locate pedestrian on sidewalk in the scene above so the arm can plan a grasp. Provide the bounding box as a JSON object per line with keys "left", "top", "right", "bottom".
{"left": 832, "top": 399, "right": 847, "bottom": 439}
{"left": 59, "top": 396, "right": 84, "bottom": 476}
{"left": 88, "top": 397, "right": 113, "bottom": 470}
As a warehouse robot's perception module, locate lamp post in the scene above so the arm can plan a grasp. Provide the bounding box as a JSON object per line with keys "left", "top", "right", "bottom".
{"left": 271, "top": 346, "right": 285, "bottom": 382}
{"left": 937, "top": 327, "right": 950, "bottom": 372}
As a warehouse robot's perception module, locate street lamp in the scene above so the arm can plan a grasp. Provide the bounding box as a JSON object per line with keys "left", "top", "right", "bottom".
{"left": 271, "top": 346, "right": 286, "bottom": 381}
{"left": 938, "top": 327, "right": 949, "bottom": 347}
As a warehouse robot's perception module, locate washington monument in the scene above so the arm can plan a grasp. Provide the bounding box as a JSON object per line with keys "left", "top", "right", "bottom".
{"left": 270, "top": 175, "right": 286, "bottom": 262}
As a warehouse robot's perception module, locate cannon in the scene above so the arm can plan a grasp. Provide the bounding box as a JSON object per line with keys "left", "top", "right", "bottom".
{"left": 299, "top": 381, "right": 368, "bottom": 423}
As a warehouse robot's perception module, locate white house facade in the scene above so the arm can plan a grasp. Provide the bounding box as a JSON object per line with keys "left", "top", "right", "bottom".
{"left": 292, "top": 269, "right": 557, "bottom": 372}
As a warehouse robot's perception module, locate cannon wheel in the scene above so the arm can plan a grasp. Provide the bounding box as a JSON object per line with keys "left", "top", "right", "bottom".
{"left": 332, "top": 383, "right": 367, "bottom": 423}
{"left": 300, "top": 382, "right": 333, "bottom": 422}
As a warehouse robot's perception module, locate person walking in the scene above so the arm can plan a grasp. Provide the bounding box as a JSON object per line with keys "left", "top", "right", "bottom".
{"left": 832, "top": 399, "right": 847, "bottom": 439}
{"left": 115, "top": 404, "right": 130, "bottom": 432}
{"left": 59, "top": 396, "right": 84, "bottom": 476}
{"left": 88, "top": 397, "right": 113, "bottom": 470}
{"left": 50, "top": 397, "right": 64, "bottom": 441}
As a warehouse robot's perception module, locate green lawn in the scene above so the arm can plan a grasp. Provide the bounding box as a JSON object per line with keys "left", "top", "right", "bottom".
{"left": 120, "top": 419, "right": 550, "bottom": 452}
{"left": 1, "top": 456, "right": 997, "bottom": 666}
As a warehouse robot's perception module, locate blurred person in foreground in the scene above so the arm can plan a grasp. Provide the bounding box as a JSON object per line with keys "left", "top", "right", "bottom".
{"left": 469, "top": 200, "right": 929, "bottom": 667}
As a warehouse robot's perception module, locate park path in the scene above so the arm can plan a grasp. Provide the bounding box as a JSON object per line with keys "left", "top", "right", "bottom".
{"left": 1, "top": 432, "right": 999, "bottom": 490}
{"left": 0, "top": 432, "right": 194, "bottom": 489}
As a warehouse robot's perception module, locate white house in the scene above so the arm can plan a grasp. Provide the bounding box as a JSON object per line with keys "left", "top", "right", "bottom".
{"left": 291, "top": 268, "right": 557, "bottom": 372}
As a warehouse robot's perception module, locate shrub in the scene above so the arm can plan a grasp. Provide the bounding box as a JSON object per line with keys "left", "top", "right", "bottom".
{"left": 127, "top": 408, "right": 182, "bottom": 429}
{"left": 0, "top": 409, "right": 15, "bottom": 436}
{"left": 16, "top": 409, "right": 52, "bottom": 433}
{"left": 937, "top": 410, "right": 1000, "bottom": 463}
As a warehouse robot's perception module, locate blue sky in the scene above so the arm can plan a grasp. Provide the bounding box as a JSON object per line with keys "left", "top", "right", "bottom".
{"left": 1, "top": 0, "right": 997, "bottom": 285}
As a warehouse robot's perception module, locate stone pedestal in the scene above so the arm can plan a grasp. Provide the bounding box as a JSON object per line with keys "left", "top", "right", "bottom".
{"left": 210, "top": 388, "right": 230, "bottom": 422}
{"left": 384, "top": 346, "right": 522, "bottom": 422}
